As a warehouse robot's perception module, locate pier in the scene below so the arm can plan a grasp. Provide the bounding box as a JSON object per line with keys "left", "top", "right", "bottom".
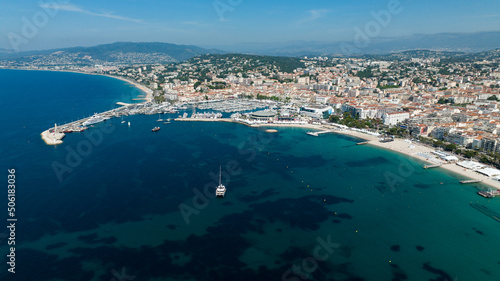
{"left": 306, "top": 129, "right": 337, "bottom": 136}
{"left": 424, "top": 164, "right": 442, "bottom": 169}
{"left": 478, "top": 190, "right": 500, "bottom": 198}
{"left": 356, "top": 141, "right": 369, "bottom": 145}
{"left": 175, "top": 117, "right": 234, "bottom": 123}
{"left": 460, "top": 179, "right": 482, "bottom": 184}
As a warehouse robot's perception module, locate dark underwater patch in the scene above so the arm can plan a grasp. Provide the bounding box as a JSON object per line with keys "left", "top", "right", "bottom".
{"left": 472, "top": 227, "right": 485, "bottom": 236}
{"left": 390, "top": 245, "right": 401, "bottom": 252}
{"left": 422, "top": 262, "right": 454, "bottom": 281}
{"left": 346, "top": 156, "right": 389, "bottom": 167}
{"left": 390, "top": 263, "right": 409, "bottom": 280}
{"left": 414, "top": 183, "right": 431, "bottom": 189}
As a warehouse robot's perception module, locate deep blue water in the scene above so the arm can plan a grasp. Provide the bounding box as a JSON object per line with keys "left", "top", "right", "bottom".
{"left": 1, "top": 69, "right": 500, "bottom": 281}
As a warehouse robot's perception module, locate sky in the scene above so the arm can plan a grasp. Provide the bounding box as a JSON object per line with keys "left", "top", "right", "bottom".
{"left": 0, "top": 0, "right": 499, "bottom": 51}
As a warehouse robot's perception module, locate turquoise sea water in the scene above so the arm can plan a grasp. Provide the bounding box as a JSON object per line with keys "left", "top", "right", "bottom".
{"left": 1, "top": 69, "right": 500, "bottom": 281}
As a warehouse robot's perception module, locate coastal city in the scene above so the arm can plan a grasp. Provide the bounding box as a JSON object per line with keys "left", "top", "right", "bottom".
{"left": 4, "top": 1, "right": 500, "bottom": 280}
{"left": 10, "top": 50, "right": 499, "bottom": 195}
{"left": 17, "top": 54, "right": 497, "bottom": 149}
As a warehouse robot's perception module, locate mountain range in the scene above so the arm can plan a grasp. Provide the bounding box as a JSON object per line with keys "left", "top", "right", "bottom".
{"left": 0, "top": 42, "right": 224, "bottom": 63}
{"left": 210, "top": 31, "right": 500, "bottom": 57}
{"left": 1, "top": 31, "right": 499, "bottom": 65}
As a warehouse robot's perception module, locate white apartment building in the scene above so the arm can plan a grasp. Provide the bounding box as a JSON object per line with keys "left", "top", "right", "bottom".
{"left": 382, "top": 112, "right": 410, "bottom": 126}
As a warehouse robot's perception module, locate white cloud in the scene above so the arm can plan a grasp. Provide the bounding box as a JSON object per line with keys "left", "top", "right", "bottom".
{"left": 39, "top": 3, "right": 142, "bottom": 23}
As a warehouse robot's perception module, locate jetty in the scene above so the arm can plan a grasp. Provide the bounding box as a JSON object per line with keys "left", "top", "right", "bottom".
{"left": 306, "top": 129, "right": 336, "bottom": 136}
{"left": 41, "top": 129, "right": 65, "bottom": 145}
{"left": 356, "top": 141, "right": 369, "bottom": 145}
{"left": 460, "top": 179, "right": 482, "bottom": 184}
{"left": 175, "top": 117, "right": 233, "bottom": 123}
{"left": 424, "top": 164, "right": 442, "bottom": 169}
{"left": 478, "top": 190, "right": 500, "bottom": 198}
{"left": 40, "top": 101, "right": 184, "bottom": 145}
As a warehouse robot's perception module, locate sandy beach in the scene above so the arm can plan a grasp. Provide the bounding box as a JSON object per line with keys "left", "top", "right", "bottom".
{"left": 253, "top": 122, "right": 500, "bottom": 191}
{"left": 367, "top": 137, "right": 500, "bottom": 190}
{"left": 103, "top": 74, "right": 154, "bottom": 103}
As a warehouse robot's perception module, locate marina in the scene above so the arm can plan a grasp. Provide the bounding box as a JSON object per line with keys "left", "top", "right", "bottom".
{"left": 191, "top": 99, "right": 272, "bottom": 113}
{"left": 40, "top": 101, "right": 185, "bottom": 145}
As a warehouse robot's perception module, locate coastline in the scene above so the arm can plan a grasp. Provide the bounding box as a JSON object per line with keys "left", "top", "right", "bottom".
{"left": 3, "top": 68, "right": 153, "bottom": 103}
{"left": 102, "top": 74, "right": 153, "bottom": 103}
{"left": 180, "top": 118, "right": 500, "bottom": 191}
{"left": 367, "top": 138, "right": 500, "bottom": 191}
{"left": 23, "top": 70, "right": 499, "bottom": 191}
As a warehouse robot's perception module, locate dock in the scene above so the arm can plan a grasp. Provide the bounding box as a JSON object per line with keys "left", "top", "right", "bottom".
{"left": 174, "top": 117, "right": 233, "bottom": 123}
{"left": 424, "top": 164, "right": 442, "bottom": 169}
{"left": 478, "top": 190, "right": 500, "bottom": 198}
{"left": 460, "top": 179, "right": 482, "bottom": 184}
{"left": 306, "top": 130, "right": 336, "bottom": 137}
{"left": 356, "top": 141, "right": 369, "bottom": 145}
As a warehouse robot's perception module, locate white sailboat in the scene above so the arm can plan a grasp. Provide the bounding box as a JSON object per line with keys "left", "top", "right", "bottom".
{"left": 215, "top": 166, "right": 226, "bottom": 197}
{"left": 156, "top": 113, "right": 164, "bottom": 122}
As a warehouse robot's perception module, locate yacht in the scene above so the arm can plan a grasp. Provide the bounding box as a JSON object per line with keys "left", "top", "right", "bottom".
{"left": 152, "top": 126, "right": 160, "bottom": 132}
{"left": 215, "top": 166, "right": 226, "bottom": 197}
{"left": 82, "top": 113, "right": 105, "bottom": 126}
